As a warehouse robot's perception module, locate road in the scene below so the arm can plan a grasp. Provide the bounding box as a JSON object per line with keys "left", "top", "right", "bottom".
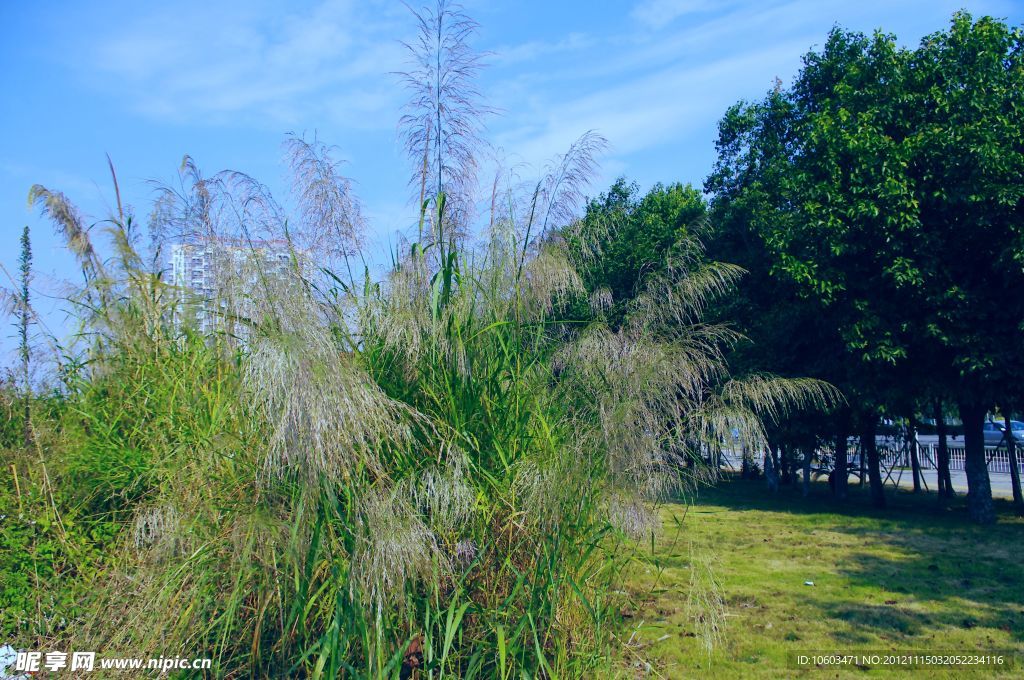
{"left": 720, "top": 450, "right": 1018, "bottom": 499}
{"left": 883, "top": 466, "right": 1016, "bottom": 499}
{"left": 867, "top": 435, "right": 1016, "bottom": 498}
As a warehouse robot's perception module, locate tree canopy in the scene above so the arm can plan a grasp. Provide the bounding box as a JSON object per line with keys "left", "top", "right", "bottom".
{"left": 566, "top": 179, "right": 706, "bottom": 326}
{"left": 703, "top": 12, "right": 1024, "bottom": 521}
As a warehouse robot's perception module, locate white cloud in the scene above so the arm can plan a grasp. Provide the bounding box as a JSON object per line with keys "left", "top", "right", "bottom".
{"left": 631, "top": 0, "right": 731, "bottom": 29}
{"left": 490, "top": 33, "right": 595, "bottom": 66}
{"left": 58, "top": 0, "right": 1021, "bottom": 213}
{"left": 492, "top": 38, "right": 810, "bottom": 170}
{"left": 488, "top": 0, "right": 991, "bottom": 176}
{"left": 81, "top": 0, "right": 408, "bottom": 128}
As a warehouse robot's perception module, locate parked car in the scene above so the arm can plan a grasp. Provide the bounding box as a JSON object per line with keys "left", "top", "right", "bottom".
{"left": 983, "top": 420, "right": 1024, "bottom": 445}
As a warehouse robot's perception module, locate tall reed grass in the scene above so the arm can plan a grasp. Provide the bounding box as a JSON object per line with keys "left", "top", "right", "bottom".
{"left": 3, "top": 2, "right": 836, "bottom": 676}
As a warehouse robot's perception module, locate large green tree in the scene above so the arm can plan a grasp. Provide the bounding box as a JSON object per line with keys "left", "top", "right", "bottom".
{"left": 705, "top": 31, "right": 920, "bottom": 509}
{"left": 705, "top": 13, "right": 1024, "bottom": 522}
{"left": 904, "top": 14, "right": 1024, "bottom": 523}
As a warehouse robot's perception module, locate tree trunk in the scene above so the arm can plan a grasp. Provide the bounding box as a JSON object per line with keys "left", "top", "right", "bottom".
{"left": 740, "top": 445, "right": 752, "bottom": 479}
{"left": 802, "top": 445, "right": 812, "bottom": 497}
{"left": 780, "top": 443, "right": 792, "bottom": 485}
{"left": 765, "top": 447, "right": 779, "bottom": 492}
{"left": 934, "top": 399, "right": 953, "bottom": 498}
{"left": 859, "top": 437, "right": 866, "bottom": 487}
{"left": 959, "top": 399, "right": 995, "bottom": 525}
{"left": 833, "top": 411, "right": 849, "bottom": 500}
{"left": 861, "top": 418, "right": 886, "bottom": 508}
{"left": 1004, "top": 412, "right": 1023, "bottom": 515}
{"left": 908, "top": 412, "right": 921, "bottom": 493}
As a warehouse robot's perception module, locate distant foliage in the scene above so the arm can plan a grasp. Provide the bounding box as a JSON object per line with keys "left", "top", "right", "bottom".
{"left": 565, "top": 179, "right": 707, "bottom": 327}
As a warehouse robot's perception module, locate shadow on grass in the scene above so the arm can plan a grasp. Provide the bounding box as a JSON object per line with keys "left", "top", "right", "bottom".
{"left": 680, "top": 475, "right": 1024, "bottom": 646}
{"left": 688, "top": 472, "right": 1024, "bottom": 525}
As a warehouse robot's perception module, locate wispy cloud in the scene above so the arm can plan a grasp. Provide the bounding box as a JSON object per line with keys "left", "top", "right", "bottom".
{"left": 490, "top": 33, "right": 595, "bottom": 67}
{"left": 492, "top": 38, "right": 810, "bottom": 169}
{"left": 486, "top": 0, "right": 840, "bottom": 171}
{"left": 30, "top": 0, "right": 1022, "bottom": 198}
{"left": 79, "top": 0, "right": 407, "bottom": 128}
{"left": 486, "top": 0, "right": 1004, "bottom": 177}
{"left": 631, "top": 0, "right": 733, "bottom": 29}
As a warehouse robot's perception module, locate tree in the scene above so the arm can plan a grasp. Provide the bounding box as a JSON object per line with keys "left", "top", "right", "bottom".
{"left": 705, "top": 13, "right": 1024, "bottom": 522}
{"left": 567, "top": 179, "right": 706, "bottom": 326}
{"left": 932, "top": 398, "right": 955, "bottom": 499}
{"left": 704, "top": 143, "right": 854, "bottom": 498}
{"left": 704, "top": 31, "right": 919, "bottom": 508}
{"left": 903, "top": 14, "right": 1024, "bottom": 524}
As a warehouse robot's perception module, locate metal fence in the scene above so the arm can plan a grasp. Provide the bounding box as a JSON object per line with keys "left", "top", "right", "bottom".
{"left": 720, "top": 440, "right": 1023, "bottom": 475}
{"left": 892, "top": 442, "right": 1023, "bottom": 474}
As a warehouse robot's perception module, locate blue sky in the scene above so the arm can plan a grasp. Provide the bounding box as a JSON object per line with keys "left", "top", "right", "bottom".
{"left": 1, "top": 0, "right": 1021, "bottom": 363}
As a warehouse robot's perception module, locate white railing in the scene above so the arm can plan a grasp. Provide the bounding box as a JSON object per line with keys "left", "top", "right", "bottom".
{"left": 873, "top": 442, "right": 1022, "bottom": 474}
{"left": 718, "top": 441, "right": 1024, "bottom": 475}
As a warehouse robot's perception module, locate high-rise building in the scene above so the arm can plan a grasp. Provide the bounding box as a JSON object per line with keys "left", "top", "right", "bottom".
{"left": 168, "top": 238, "right": 304, "bottom": 335}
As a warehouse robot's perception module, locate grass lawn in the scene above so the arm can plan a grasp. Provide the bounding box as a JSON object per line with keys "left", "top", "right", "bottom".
{"left": 621, "top": 476, "right": 1024, "bottom": 678}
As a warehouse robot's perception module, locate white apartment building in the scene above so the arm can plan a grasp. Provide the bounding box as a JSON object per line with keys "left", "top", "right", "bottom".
{"left": 169, "top": 238, "right": 303, "bottom": 335}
